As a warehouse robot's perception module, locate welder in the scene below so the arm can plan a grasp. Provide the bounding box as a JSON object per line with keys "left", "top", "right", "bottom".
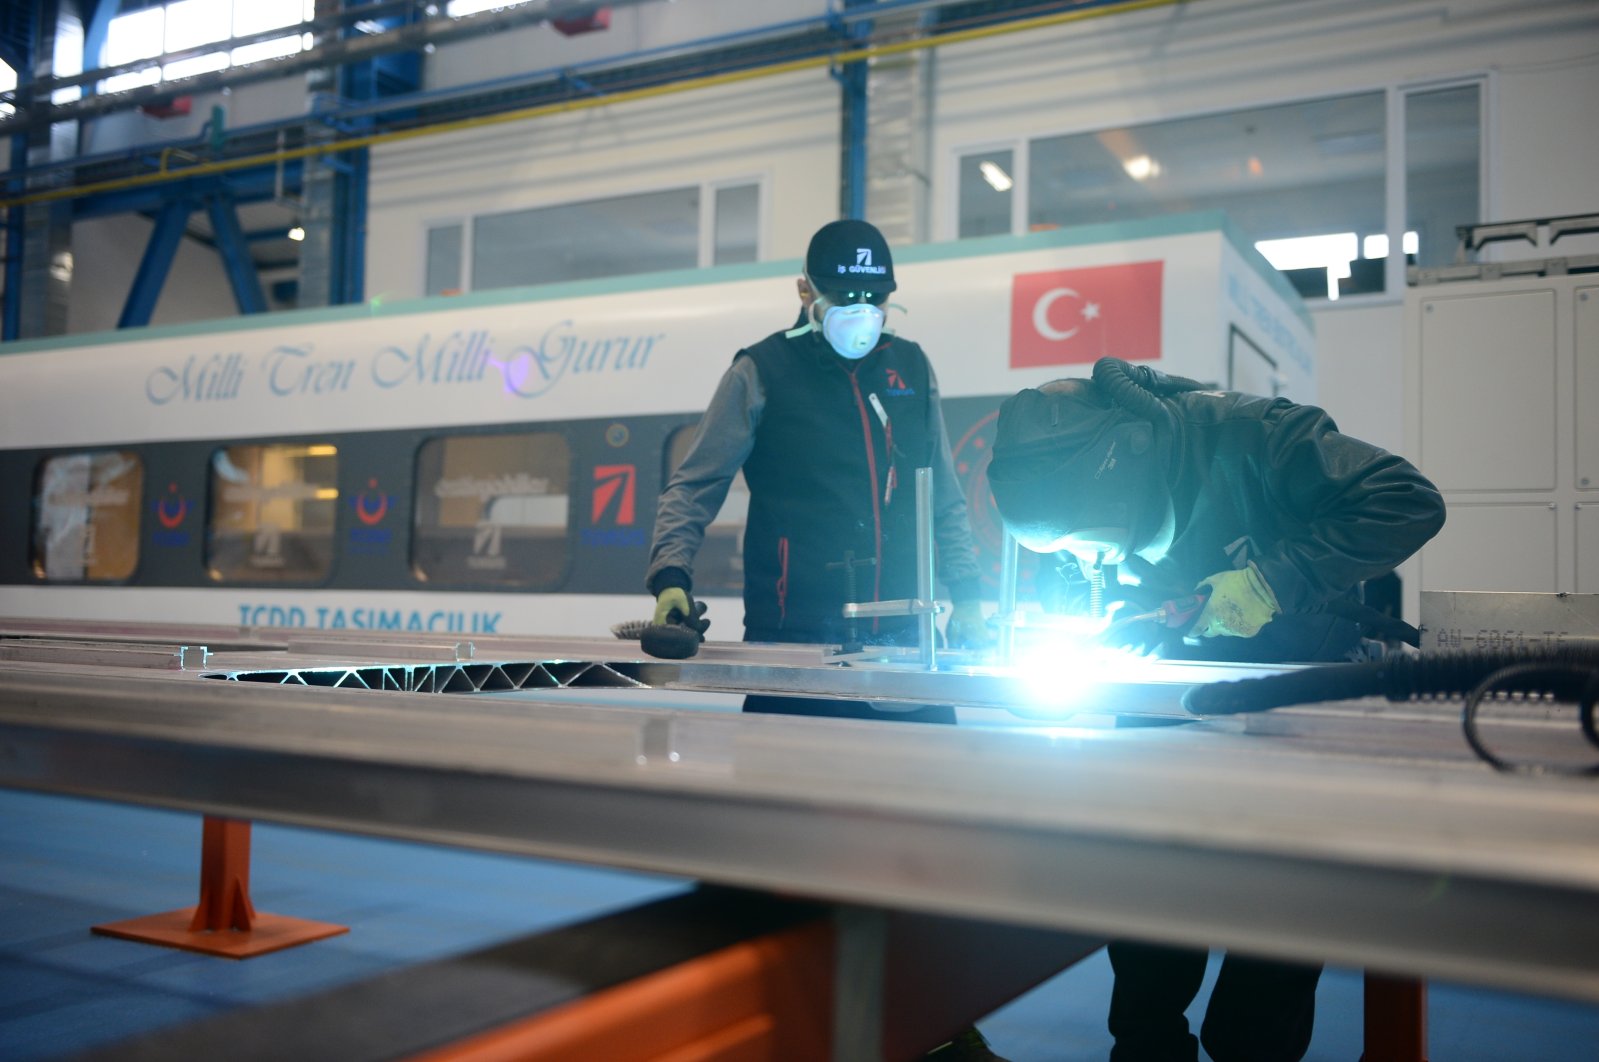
{"left": 986, "top": 356, "right": 1446, "bottom": 1062}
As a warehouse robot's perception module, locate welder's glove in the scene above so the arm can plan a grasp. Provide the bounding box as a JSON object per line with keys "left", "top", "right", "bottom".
{"left": 652, "top": 587, "right": 693, "bottom": 627}
{"left": 1191, "top": 562, "right": 1281, "bottom": 639}
{"left": 945, "top": 600, "right": 994, "bottom": 651}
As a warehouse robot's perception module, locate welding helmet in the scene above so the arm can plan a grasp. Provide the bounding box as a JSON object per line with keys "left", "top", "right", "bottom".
{"left": 986, "top": 379, "right": 1169, "bottom": 566}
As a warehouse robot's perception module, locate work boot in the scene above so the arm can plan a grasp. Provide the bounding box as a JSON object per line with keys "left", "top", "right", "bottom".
{"left": 925, "top": 1025, "right": 1012, "bottom": 1061}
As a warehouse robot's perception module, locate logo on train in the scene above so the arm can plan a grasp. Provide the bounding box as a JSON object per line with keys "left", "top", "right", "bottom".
{"left": 584, "top": 463, "right": 646, "bottom": 548}
{"left": 468, "top": 520, "right": 506, "bottom": 571}
{"left": 349, "top": 477, "right": 393, "bottom": 554}
{"left": 152, "top": 482, "right": 191, "bottom": 548}
{"left": 250, "top": 524, "right": 285, "bottom": 568}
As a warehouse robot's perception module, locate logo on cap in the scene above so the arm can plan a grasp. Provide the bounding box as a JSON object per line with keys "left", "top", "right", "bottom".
{"left": 857, "top": 248, "right": 873, "bottom": 267}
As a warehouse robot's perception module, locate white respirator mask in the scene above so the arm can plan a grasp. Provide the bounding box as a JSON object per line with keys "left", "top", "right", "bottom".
{"left": 819, "top": 300, "right": 886, "bottom": 359}
{"left": 787, "top": 278, "right": 889, "bottom": 359}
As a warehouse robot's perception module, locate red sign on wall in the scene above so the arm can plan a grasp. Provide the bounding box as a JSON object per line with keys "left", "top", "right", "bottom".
{"left": 1009, "top": 260, "right": 1164, "bottom": 369}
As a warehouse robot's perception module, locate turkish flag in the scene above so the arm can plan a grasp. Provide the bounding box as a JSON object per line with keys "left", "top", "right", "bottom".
{"left": 1009, "top": 260, "right": 1163, "bottom": 369}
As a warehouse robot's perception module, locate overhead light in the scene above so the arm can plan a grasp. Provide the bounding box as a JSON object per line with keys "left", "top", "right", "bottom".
{"left": 287, "top": 225, "right": 305, "bottom": 242}
{"left": 978, "top": 160, "right": 1013, "bottom": 192}
{"left": 1122, "top": 155, "right": 1161, "bottom": 181}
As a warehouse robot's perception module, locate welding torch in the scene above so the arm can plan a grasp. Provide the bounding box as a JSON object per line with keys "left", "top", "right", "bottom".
{"left": 1100, "top": 592, "right": 1209, "bottom": 643}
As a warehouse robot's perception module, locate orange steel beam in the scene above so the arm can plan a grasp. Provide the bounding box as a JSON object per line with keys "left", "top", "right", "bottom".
{"left": 405, "top": 919, "right": 835, "bottom": 1062}
{"left": 1362, "top": 973, "right": 1429, "bottom": 1062}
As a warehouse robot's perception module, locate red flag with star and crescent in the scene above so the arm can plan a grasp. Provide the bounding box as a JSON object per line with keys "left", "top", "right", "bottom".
{"left": 1008, "top": 260, "right": 1164, "bottom": 368}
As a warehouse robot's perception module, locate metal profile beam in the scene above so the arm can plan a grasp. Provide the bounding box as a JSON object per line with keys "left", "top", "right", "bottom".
{"left": 2, "top": 662, "right": 1599, "bottom": 1005}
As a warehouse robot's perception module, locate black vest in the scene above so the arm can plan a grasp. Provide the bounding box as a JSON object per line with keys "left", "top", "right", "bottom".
{"left": 739, "top": 329, "right": 934, "bottom": 638}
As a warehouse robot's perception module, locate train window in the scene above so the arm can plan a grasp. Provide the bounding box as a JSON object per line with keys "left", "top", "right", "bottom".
{"left": 412, "top": 431, "right": 571, "bottom": 588}
{"left": 206, "top": 443, "right": 339, "bottom": 583}
{"left": 31, "top": 451, "right": 144, "bottom": 582}
{"left": 664, "top": 425, "right": 747, "bottom": 595}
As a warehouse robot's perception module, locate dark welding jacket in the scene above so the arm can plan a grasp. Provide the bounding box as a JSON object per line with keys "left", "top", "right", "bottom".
{"left": 648, "top": 326, "right": 982, "bottom": 641}
{"left": 1063, "top": 390, "right": 1446, "bottom": 663}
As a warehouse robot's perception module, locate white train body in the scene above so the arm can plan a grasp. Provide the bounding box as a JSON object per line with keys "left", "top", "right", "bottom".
{"left": 0, "top": 215, "right": 1312, "bottom": 637}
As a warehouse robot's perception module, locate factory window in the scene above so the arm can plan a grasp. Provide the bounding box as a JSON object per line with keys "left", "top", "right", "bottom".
{"left": 1405, "top": 83, "right": 1481, "bottom": 271}
{"left": 0, "top": 58, "right": 15, "bottom": 118}
{"left": 462, "top": 181, "right": 761, "bottom": 293}
{"left": 961, "top": 83, "right": 1483, "bottom": 302}
{"left": 958, "top": 149, "right": 1015, "bottom": 239}
{"left": 664, "top": 425, "right": 748, "bottom": 595}
{"left": 473, "top": 188, "right": 701, "bottom": 291}
{"left": 206, "top": 443, "right": 339, "bottom": 583}
{"left": 425, "top": 223, "right": 464, "bottom": 296}
{"left": 31, "top": 451, "right": 144, "bottom": 582}
{"left": 99, "top": 0, "right": 314, "bottom": 94}
{"left": 713, "top": 183, "right": 760, "bottom": 265}
{"left": 412, "top": 432, "right": 571, "bottom": 589}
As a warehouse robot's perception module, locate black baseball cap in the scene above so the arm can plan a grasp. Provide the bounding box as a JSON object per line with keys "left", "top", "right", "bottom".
{"left": 805, "top": 219, "right": 896, "bottom": 295}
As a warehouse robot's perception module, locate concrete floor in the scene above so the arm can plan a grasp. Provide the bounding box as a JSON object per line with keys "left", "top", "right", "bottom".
{"left": 4, "top": 788, "right": 1598, "bottom": 1061}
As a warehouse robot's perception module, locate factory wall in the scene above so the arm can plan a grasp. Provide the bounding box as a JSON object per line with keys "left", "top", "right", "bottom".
{"left": 41, "top": 0, "right": 1599, "bottom": 453}
{"left": 928, "top": 0, "right": 1599, "bottom": 450}
{"left": 422, "top": 0, "right": 833, "bottom": 92}
{"left": 364, "top": 66, "right": 840, "bottom": 300}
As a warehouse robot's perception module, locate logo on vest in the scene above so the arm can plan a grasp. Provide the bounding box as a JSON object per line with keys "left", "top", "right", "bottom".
{"left": 884, "top": 368, "right": 915, "bottom": 397}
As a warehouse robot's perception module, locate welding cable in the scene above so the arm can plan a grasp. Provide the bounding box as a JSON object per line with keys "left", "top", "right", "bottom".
{"left": 1181, "top": 646, "right": 1599, "bottom": 774}
{"left": 1181, "top": 645, "right": 1599, "bottom": 716}
{"left": 1459, "top": 661, "right": 1599, "bottom": 776}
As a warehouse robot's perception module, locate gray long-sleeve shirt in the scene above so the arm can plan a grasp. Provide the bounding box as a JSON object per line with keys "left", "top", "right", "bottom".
{"left": 647, "top": 355, "right": 984, "bottom": 601}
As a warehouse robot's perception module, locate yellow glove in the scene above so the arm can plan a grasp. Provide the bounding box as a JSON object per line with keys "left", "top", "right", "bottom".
{"left": 1191, "top": 562, "right": 1281, "bottom": 639}
{"left": 652, "top": 587, "right": 692, "bottom": 627}
{"left": 946, "top": 600, "right": 995, "bottom": 650}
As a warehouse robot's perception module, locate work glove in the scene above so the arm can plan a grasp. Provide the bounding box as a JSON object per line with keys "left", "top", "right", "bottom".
{"left": 1190, "top": 561, "right": 1281, "bottom": 639}
{"left": 652, "top": 587, "right": 694, "bottom": 628}
{"left": 945, "top": 600, "right": 995, "bottom": 651}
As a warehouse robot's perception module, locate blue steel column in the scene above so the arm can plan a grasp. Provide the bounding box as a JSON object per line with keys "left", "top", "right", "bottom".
{"left": 3, "top": 134, "right": 24, "bottom": 341}
{"left": 205, "top": 191, "right": 268, "bottom": 315}
{"left": 118, "top": 198, "right": 193, "bottom": 328}
{"left": 837, "top": 1, "right": 872, "bottom": 220}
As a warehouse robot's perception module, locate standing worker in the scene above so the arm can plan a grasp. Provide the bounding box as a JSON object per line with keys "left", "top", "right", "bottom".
{"left": 985, "top": 356, "right": 1447, "bottom": 1062}
{"left": 646, "top": 218, "right": 1004, "bottom": 1060}
{"left": 646, "top": 218, "right": 991, "bottom": 720}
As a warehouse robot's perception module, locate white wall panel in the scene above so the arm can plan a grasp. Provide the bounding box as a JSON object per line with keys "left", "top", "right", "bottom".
{"left": 1421, "top": 503, "right": 1560, "bottom": 593}
{"left": 1310, "top": 301, "right": 1402, "bottom": 451}
{"left": 1418, "top": 288, "right": 1556, "bottom": 492}
{"left": 1577, "top": 504, "right": 1599, "bottom": 594}
{"left": 1575, "top": 286, "right": 1599, "bottom": 490}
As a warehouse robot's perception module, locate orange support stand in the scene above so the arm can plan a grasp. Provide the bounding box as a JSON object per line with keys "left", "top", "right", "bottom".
{"left": 92, "top": 815, "right": 348, "bottom": 959}
{"left": 1361, "top": 972, "right": 1429, "bottom": 1062}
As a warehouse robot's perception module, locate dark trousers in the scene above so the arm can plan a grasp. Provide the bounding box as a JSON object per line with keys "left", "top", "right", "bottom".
{"left": 741, "top": 624, "right": 956, "bottom": 724}
{"left": 1107, "top": 941, "right": 1321, "bottom": 1062}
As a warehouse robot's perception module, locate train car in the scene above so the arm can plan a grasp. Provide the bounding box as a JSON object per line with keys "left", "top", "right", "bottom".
{"left": 0, "top": 213, "right": 1312, "bottom": 638}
